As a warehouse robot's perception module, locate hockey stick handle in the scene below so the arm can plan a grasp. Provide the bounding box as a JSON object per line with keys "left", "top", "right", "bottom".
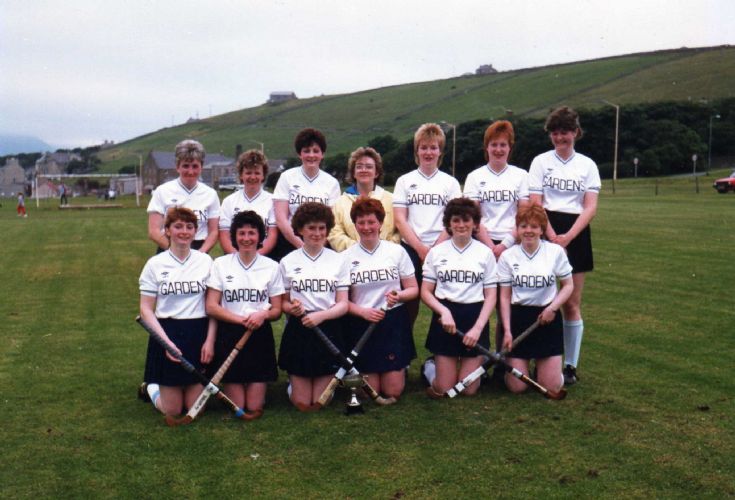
{"left": 135, "top": 316, "right": 247, "bottom": 418}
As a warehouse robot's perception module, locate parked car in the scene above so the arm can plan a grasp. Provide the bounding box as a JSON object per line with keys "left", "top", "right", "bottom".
{"left": 217, "top": 176, "right": 242, "bottom": 191}
{"left": 713, "top": 171, "right": 735, "bottom": 193}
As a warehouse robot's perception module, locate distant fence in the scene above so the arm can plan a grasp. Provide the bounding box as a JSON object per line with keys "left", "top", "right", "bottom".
{"left": 600, "top": 174, "right": 731, "bottom": 197}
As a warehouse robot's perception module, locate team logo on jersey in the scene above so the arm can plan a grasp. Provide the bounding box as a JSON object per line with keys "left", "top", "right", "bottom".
{"left": 351, "top": 260, "right": 360, "bottom": 268}
{"left": 512, "top": 264, "right": 520, "bottom": 272}
{"left": 161, "top": 271, "right": 169, "bottom": 278}
{"left": 409, "top": 184, "right": 418, "bottom": 190}
{"left": 170, "top": 198, "right": 178, "bottom": 203}
{"left": 437, "top": 259, "right": 448, "bottom": 266}
{"left": 226, "top": 275, "right": 234, "bottom": 282}
{"left": 479, "top": 181, "right": 487, "bottom": 187}
{"left": 293, "top": 185, "right": 300, "bottom": 190}
{"left": 233, "top": 208, "right": 241, "bottom": 214}
{"left": 293, "top": 267, "right": 302, "bottom": 274}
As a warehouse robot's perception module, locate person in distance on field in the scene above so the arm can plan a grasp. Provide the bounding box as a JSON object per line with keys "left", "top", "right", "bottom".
{"left": 420, "top": 198, "right": 497, "bottom": 397}
{"left": 277, "top": 202, "right": 349, "bottom": 411}
{"left": 328, "top": 146, "right": 400, "bottom": 251}
{"left": 147, "top": 139, "right": 221, "bottom": 253}
{"left": 343, "top": 197, "right": 418, "bottom": 399}
{"left": 139, "top": 207, "right": 215, "bottom": 416}
{"left": 497, "top": 204, "right": 574, "bottom": 394}
{"left": 206, "top": 210, "right": 284, "bottom": 419}
{"left": 528, "top": 106, "right": 600, "bottom": 386}
{"left": 218, "top": 149, "right": 279, "bottom": 257}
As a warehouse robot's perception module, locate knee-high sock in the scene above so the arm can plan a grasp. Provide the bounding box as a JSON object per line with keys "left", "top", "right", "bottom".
{"left": 563, "top": 320, "right": 584, "bottom": 368}
{"left": 147, "top": 383, "right": 163, "bottom": 413}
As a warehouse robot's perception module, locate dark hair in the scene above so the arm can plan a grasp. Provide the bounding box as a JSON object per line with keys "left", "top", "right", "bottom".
{"left": 164, "top": 206, "right": 198, "bottom": 229}
{"left": 237, "top": 149, "right": 269, "bottom": 178}
{"left": 350, "top": 197, "right": 385, "bottom": 224}
{"left": 483, "top": 120, "right": 515, "bottom": 162}
{"left": 291, "top": 202, "right": 335, "bottom": 235}
{"left": 544, "top": 106, "right": 583, "bottom": 139}
{"left": 442, "top": 198, "right": 481, "bottom": 235}
{"left": 230, "top": 210, "right": 266, "bottom": 249}
{"left": 346, "top": 147, "right": 383, "bottom": 185}
{"left": 515, "top": 204, "right": 548, "bottom": 234}
{"left": 294, "top": 128, "right": 327, "bottom": 154}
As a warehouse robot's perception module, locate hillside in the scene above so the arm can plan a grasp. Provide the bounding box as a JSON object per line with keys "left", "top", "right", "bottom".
{"left": 99, "top": 45, "right": 735, "bottom": 172}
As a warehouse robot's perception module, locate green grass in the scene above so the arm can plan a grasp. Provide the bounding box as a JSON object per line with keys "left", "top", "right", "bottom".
{"left": 98, "top": 46, "right": 735, "bottom": 172}
{"left": 1, "top": 177, "right": 734, "bottom": 498}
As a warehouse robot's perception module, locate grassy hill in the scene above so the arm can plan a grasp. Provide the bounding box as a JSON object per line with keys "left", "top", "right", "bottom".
{"left": 99, "top": 45, "right": 735, "bottom": 172}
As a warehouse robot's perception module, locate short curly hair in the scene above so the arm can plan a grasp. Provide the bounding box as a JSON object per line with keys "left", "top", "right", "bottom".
{"left": 442, "top": 198, "right": 480, "bottom": 235}
{"left": 515, "top": 204, "right": 548, "bottom": 234}
{"left": 237, "top": 149, "right": 269, "bottom": 178}
{"left": 230, "top": 210, "right": 266, "bottom": 249}
{"left": 291, "top": 202, "right": 335, "bottom": 235}
{"left": 164, "top": 206, "right": 198, "bottom": 229}
{"left": 174, "top": 139, "right": 206, "bottom": 166}
{"left": 346, "top": 147, "right": 383, "bottom": 185}
{"left": 413, "top": 123, "right": 445, "bottom": 166}
{"left": 544, "top": 106, "right": 583, "bottom": 139}
{"left": 350, "top": 197, "right": 385, "bottom": 224}
{"left": 483, "top": 120, "right": 515, "bottom": 162}
{"left": 294, "top": 128, "right": 327, "bottom": 154}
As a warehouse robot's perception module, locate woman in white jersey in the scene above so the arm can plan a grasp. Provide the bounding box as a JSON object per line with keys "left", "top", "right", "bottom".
{"left": 344, "top": 197, "right": 418, "bottom": 399}
{"left": 528, "top": 107, "right": 600, "bottom": 386}
{"left": 394, "top": 123, "right": 462, "bottom": 327}
{"left": 147, "top": 140, "right": 221, "bottom": 253}
{"left": 328, "top": 146, "right": 400, "bottom": 251}
{"left": 497, "top": 205, "right": 573, "bottom": 394}
{"left": 139, "top": 207, "right": 215, "bottom": 416}
{"left": 421, "top": 198, "right": 497, "bottom": 397}
{"left": 278, "top": 202, "right": 350, "bottom": 411}
{"left": 272, "top": 128, "right": 341, "bottom": 261}
{"left": 206, "top": 211, "right": 284, "bottom": 419}
{"left": 218, "top": 149, "right": 279, "bottom": 257}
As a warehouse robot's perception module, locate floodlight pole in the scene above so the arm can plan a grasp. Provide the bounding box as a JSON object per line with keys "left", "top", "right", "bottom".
{"left": 602, "top": 100, "right": 620, "bottom": 195}
{"left": 135, "top": 154, "right": 142, "bottom": 207}
{"left": 707, "top": 113, "right": 720, "bottom": 175}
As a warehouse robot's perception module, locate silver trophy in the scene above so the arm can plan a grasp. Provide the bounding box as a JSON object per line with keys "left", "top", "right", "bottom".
{"left": 342, "top": 372, "right": 365, "bottom": 415}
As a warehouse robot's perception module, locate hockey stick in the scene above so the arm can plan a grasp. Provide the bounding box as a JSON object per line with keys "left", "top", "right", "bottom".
{"left": 446, "top": 320, "right": 540, "bottom": 397}
{"left": 317, "top": 304, "right": 389, "bottom": 407}
{"left": 135, "top": 316, "right": 251, "bottom": 422}
{"left": 302, "top": 317, "right": 396, "bottom": 407}
{"left": 166, "top": 328, "right": 255, "bottom": 426}
{"left": 453, "top": 321, "right": 566, "bottom": 400}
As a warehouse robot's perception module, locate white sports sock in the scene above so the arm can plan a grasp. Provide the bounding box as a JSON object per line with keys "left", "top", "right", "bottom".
{"left": 147, "top": 383, "right": 163, "bottom": 413}
{"left": 563, "top": 320, "right": 584, "bottom": 367}
{"left": 286, "top": 382, "right": 292, "bottom": 398}
{"left": 423, "top": 358, "right": 436, "bottom": 385}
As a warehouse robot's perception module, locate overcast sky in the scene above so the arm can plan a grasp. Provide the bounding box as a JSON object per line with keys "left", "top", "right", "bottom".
{"left": 1, "top": 0, "right": 733, "bottom": 148}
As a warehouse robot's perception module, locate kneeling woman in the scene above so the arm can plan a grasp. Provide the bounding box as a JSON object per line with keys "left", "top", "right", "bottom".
{"left": 139, "top": 207, "right": 215, "bottom": 416}
{"left": 278, "top": 202, "right": 350, "bottom": 411}
{"left": 206, "top": 211, "right": 284, "bottom": 418}
{"left": 421, "top": 198, "right": 498, "bottom": 397}
{"left": 344, "top": 198, "right": 418, "bottom": 399}
{"left": 497, "top": 205, "right": 574, "bottom": 394}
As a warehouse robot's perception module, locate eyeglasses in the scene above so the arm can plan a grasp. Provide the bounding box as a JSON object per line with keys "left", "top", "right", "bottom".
{"left": 354, "top": 163, "right": 375, "bottom": 170}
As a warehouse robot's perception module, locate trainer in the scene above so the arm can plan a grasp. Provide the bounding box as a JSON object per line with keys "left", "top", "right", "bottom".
{"left": 147, "top": 139, "right": 221, "bottom": 253}
{"left": 497, "top": 205, "right": 573, "bottom": 394}
{"left": 529, "top": 106, "right": 600, "bottom": 386}
{"left": 343, "top": 197, "right": 418, "bottom": 399}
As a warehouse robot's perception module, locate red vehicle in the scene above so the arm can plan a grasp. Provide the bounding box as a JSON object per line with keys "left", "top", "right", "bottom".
{"left": 713, "top": 171, "right": 735, "bottom": 193}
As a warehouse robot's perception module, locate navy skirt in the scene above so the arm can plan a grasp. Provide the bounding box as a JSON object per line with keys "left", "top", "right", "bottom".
{"left": 345, "top": 306, "right": 416, "bottom": 373}
{"left": 426, "top": 300, "right": 490, "bottom": 357}
{"left": 208, "top": 320, "right": 278, "bottom": 383}
{"left": 278, "top": 316, "right": 345, "bottom": 377}
{"left": 546, "top": 211, "right": 593, "bottom": 273}
{"left": 144, "top": 317, "right": 208, "bottom": 386}
{"left": 507, "top": 304, "right": 563, "bottom": 360}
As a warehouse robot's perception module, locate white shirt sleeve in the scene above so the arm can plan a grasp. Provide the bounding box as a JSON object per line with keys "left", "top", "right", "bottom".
{"left": 272, "top": 172, "right": 290, "bottom": 201}
{"left": 422, "top": 248, "right": 437, "bottom": 283}
{"left": 496, "top": 253, "right": 512, "bottom": 286}
{"left": 553, "top": 246, "right": 573, "bottom": 279}
{"left": 463, "top": 171, "right": 479, "bottom": 200}
{"left": 518, "top": 170, "right": 530, "bottom": 199}
{"left": 206, "top": 259, "right": 225, "bottom": 291}
{"left": 483, "top": 253, "right": 498, "bottom": 288}
{"left": 147, "top": 187, "right": 165, "bottom": 214}
{"left": 268, "top": 264, "right": 286, "bottom": 296}
{"left": 139, "top": 260, "right": 158, "bottom": 296}
{"left": 392, "top": 176, "right": 407, "bottom": 207}
{"left": 397, "top": 246, "right": 416, "bottom": 277}
{"left": 528, "top": 157, "right": 544, "bottom": 194}
{"left": 586, "top": 161, "right": 602, "bottom": 193}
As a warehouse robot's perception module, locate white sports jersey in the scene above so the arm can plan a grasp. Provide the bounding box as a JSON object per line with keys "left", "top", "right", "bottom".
{"left": 344, "top": 241, "right": 415, "bottom": 309}
{"left": 528, "top": 150, "right": 601, "bottom": 214}
{"left": 393, "top": 169, "right": 462, "bottom": 246}
{"left": 147, "top": 179, "right": 221, "bottom": 241}
{"left": 497, "top": 240, "right": 572, "bottom": 306}
{"left": 219, "top": 188, "right": 276, "bottom": 231}
{"left": 279, "top": 247, "right": 350, "bottom": 311}
{"left": 464, "top": 164, "right": 529, "bottom": 240}
{"left": 207, "top": 253, "right": 284, "bottom": 315}
{"left": 139, "top": 250, "right": 213, "bottom": 319}
{"left": 422, "top": 239, "right": 497, "bottom": 304}
{"left": 272, "top": 166, "right": 341, "bottom": 220}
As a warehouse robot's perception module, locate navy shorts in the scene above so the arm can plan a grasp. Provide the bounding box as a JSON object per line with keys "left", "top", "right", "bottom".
{"left": 546, "top": 211, "right": 593, "bottom": 273}
{"left": 345, "top": 306, "right": 416, "bottom": 373}
{"left": 426, "top": 300, "right": 490, "bottom": 357}
{"left": 278, "top": 316, "right": 345, "bottom": 377}
{"left": 144, "top": 317, "right": 208, "bottom": 386}
{"left": 507, "top": 304, "right": 563, "bottom": 360}
{"left": 208, "top": 321, "right": 278, "bottom": 383}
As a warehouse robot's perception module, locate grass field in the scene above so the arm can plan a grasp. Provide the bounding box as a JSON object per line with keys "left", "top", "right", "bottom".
{"left": 2, "top": 174, "right": 734, "bottom": 498}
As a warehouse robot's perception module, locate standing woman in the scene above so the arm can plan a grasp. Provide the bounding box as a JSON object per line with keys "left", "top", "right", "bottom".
{"left": 272, "top": 128, "right": 341, "bottom": 260}
{"left": 147, "top": 140, "right": 221, "bottom": 253}
{"left": 278, "top": 202, "right": 350, "bottom": 411}
{"left": 528, "top": 106, "right": 600, "bottom": 385}
{"left": 206, "top": 211, "right": 283, "bottom": 419}
{"left": 139, "top": 207, "right": 215, "bottom": 416}
{"left": 344, "top": 198, "right": 418, "bottom": 399}
{"left": 420, "top": 198, "right": 497, "bottom": 397}
{"left": 328, "top": 146, "right": 400, "bottom": 251}
{"left": 464, "top": 120, "right": 529, "bottom": 258}
{"left": 219, "top": 149, "right": 279, "bottom": 256}
{"left": 497, "top": 205, "right": 574, "bottom": 394}
{"left": 393, "top": 123, "right": 462, "bottom": 327}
